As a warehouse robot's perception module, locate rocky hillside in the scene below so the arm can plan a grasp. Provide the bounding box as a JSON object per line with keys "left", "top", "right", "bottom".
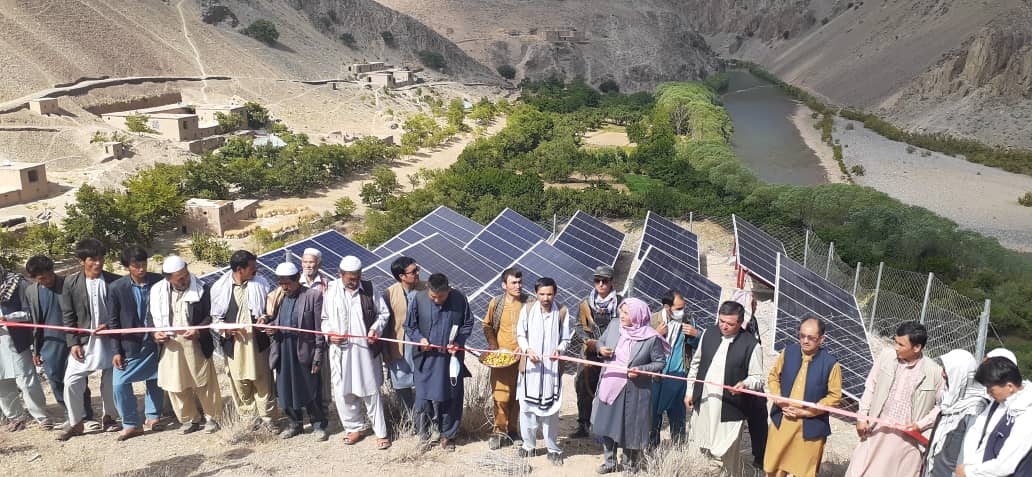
{"left": 373, "top": 0, "right": 721, "bottom": 92}
{"left": 693, "top": 0, "right": 1032, "bottom": 147}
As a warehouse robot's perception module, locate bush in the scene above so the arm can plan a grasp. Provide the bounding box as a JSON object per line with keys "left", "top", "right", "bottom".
{"left": 850, "top": 164, "right": 866, "bottom": 176}
{"left": 381, "top": 31, "right": 396, "bottom": 47}
{"left": 215, "top": 112, "right": 245, "bottom": 133}
{"left": 906, "top": 145, "right": 916, "bottom": 154}
{"left": 598, "top": 79, "right": 620, "bottom": 94}
{"left": 497, "top": 64, "right": 517, "bottom": 80}
{"left": 242, "top": 102, "right": 269, "bottom": 129}
{"left": 417, "top": 50, "right": 446, "bottom": 70}
{"left": 1020, "top": 192, "right": 1032, "bottom": 207}
{"left": 189, "top": 234, "right": 233, "bottom": 266}
{"left": 334, "top": 197, "right": 357, "bottom": 218}
{"left": 339, "top": 33, "right": 356, "bottom": 47}
{"left": 242, "top": 19, "right": 279, "bottom": 45}
{"left": 125, "top": 114, "right": 156, "bottom": 134}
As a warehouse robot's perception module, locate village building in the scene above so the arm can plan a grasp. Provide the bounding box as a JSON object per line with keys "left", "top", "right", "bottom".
{"left": 541, "top": 28, "right": 588, "bottom": 42}
{"left": 346, "top": 62, "right": 388, "bottom": 78}
{"left": 180, "top": 198, "right": 260, "bottom": 237}
{"left": 28, "top": 98, "right": 59, "bottom": 115}
{"left": 0, "top": 160, "right": 48, "bottom": 208}
{"left": 361, "top": 69, "right": 416, "bottom": 89}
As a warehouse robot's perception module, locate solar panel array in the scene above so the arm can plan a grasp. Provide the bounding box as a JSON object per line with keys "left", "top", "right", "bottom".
{"left": 366, "top": 233, "right": 496, "bottom": 296}
{"left": 374, "top": 206, "right": 483, "bottom": 257}
{"left": 733, "top": 214, "right": 787, "bottom": 286}
{"left": 553, "top": 211, "right": 625, "bottom": 270}
{"left": 628, "top": 246, "right": 722, "bottom": 335}
{"left": 637, "top": 211, "right": 700, "bottom": 273}
{"left": 464, "top": 208, "right": 551, "bottom": 269}
{"left": 199, "top": 230, "right": 371, "bottom": 286}
{"left": 773, "top": 253, "right": 873, "bottom": 399}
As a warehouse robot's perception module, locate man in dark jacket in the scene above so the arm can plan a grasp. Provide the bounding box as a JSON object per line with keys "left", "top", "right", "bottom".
{"left": 0, "top": 263, "right": 50, "bottom": 431}
{"left": 107, "top": 245, "right": 164, "bottom": 440}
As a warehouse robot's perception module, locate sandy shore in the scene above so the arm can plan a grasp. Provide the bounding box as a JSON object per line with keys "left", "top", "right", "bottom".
{"left": 791, "top": 106, "right": 847, "bottom": 184}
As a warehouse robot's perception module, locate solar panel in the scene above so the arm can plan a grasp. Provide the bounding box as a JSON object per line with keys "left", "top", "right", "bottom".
{"left": 627, "top": 246, "right": 721, "bottom": 335}
{"left": 773, "top": 253, "right": 873, "bottom": 399}
{"left": 552, "top": 210, "right": 625, "bottom": 270}
{"left": 374, "top": 206, "right": 484, "bottom": 257}
{"left": 464, "top": 208, "right": 551, "bottom": 269}
{"left": 733, "top": 214, "right": 787, "bottom": 287}
{"left": 636, "top": 211, "right": 700, "bottom": 273}
{"left": 464, "top": 240, "right": 596, "bottom": 353}
{"left": 367, "top": 233, "right": 496, "bottom": 296}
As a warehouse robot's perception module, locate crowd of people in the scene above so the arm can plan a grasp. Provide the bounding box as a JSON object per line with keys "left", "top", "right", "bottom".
{"left": 0, "top": 237, "right": 1030, "bottom": 476}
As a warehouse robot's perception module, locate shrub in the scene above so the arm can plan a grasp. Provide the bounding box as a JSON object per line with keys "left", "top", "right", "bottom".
{"left": 242, "top": 20, "right": 279, "bottom": 45}
{"left": 334, "top": 197, "right": 357, "bottom": 218}
{"left": 599, "top": 79, "right": 620, "bottom": 94}
{"left": 215, "top": 112, "right": 245, "bottom": 133}
{"left": 381, "top": 31, "right": 396, "bottom": 47}
{"left": 339, "top": 32, "right": 356, "bottom": 47}
{"left": 125, "top": 114, "right": 156, "bottom": 134}
{"left": 1019, "top": 192, "right": 1032, "bottom": 207}
{"left": 496, "top": 64, "right": 516, "bottom": 80}
{"left": 850, "top": 164, "right": 866, "bottom": 176}
{"left": 417, "top": 50, "right": 446, "bottom": 70}
{"left": 906, "top": 145, "right": 916, "bottom": 154}
{"left": 242, "top": 102, "right": 269, "bottom": 129}
{"left": 189, "top": 233, "right": 233, "bottom": 266}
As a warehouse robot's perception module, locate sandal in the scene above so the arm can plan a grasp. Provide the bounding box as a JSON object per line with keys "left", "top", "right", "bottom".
{"left": 6, "top": 418, "right": 26, "bottom": 432}
{"left": 377, "top": 438, "right": 392, "bottom": 450}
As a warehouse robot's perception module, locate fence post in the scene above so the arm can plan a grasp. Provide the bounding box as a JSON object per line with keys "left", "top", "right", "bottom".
{"left": 975, "top": 299, "right": 991, "bottom": 360}
{"left": 919, "top": 272, "right": 934, "bottom": 324}
{"left": 802, "top": 229, "right": 810, "bottom": 268}
{"left": 852, "top": 262, "right": 861, "bottom": 296}
{"left": 689, "top": 211, "right": 694, "bottom": 232}
{"left": 284, "top": 249, "right": 292, "bottom": 262}
{"left": 869, "top": 262, "right": 884, "bottom": 334}
{"left": 552, "top": 214, "right": 558, "bottom": 240}
{"left": 825, "top": 242, "right": 835, "bottom": 279}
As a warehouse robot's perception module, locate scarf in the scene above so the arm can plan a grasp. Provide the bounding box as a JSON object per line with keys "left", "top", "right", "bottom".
{"left": 520, "top": 302, "right": 568, "bottom": 411}
{"left": 209, "top": 271, "right": 270, "bottom": 321}
{"left": 150, "top": 275, "right": 205, "bottom": 328}
{"left": 597, "top": 298, "right": 670, "bottom": 404}
{"left": 926, "top": 349, "right": 988, "bottom": 474}
{"left": 0, "top": 265, "right": 24, "bottom": 303}
{"left": 591, "top": 289, "right": 617, "bottom": 316}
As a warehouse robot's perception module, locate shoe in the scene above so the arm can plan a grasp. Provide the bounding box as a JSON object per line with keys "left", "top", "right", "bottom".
{"left": 547, "top": 452, "right": 564, "bottom": 466}
{"left": 6, "top": 418, "right": 26, "bottom": 432}
{"left": 439, "top": 436, "right": 455, "bottom": 452}
{"left": 507, "top": 431, "right": 522, "bottom": 444}
{"left": 569, "top": 423, "right": 590, "bottom": 438}
{"left": 313, "top": 428, "right": 329, "bottom": 442}
{"left": 517, "top": 447, "right": 532, "bottom": 458}
{"left": 488, "top": 435, "right": 502, "bottom": 450}
{"left": 279, "top": 426, "right": 301, "bottom": 439}
{"left": 343, "top": 431, "right": 363, "bottom": 445}
{"left": 204, "top": 420, "right": 220, "bottom": 434}
{"left": 56, "top": 422, "right": 85, "bottom": 441}
{"left": 36, "top": 417, "right": 54, "bottom": 431}
{"left": 100, "top": 415, "right": 121, "bottom": 432}
{"left": 144, "top": 419, "right": 164, "bottom": 432}
{"left": 181, "top": 422, "right": 203, "bottom": 435}
{"left": 377, "top": 437, "right": 392, "bottom": 450}
{"left": 596, "top": 464, "right": 618, "bottom": 475}
{"left": 116, "top": 428, "right": 144, "bottom": 441}
{"left": 84, "top": 420, "right": 102, "bottom": 432}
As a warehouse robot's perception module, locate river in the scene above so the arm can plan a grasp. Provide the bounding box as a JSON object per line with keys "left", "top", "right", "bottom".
{"left": 721, "top": 70, "right": 828, "bottom": 185}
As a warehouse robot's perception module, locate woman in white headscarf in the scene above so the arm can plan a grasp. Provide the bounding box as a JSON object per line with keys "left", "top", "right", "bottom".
{"left": 924, "top": 349, "right": 988, "bottom": 477}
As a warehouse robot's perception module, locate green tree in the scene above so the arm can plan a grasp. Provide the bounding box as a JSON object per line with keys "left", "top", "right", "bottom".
{"left": 215, "top": 112, "right": 245, "bottom": 133}
{"left": 468, "top": 97, "right": 497, "bottom": 123}
{"left": 334, "top": 197, "right": 357, "bottom": 218}
{"left": 189, "top": 234, "right": 233, "bottom": 266}
{"left": 598, "top": 79, "right": 620, "bottom": 94}
{"left": 242, "top": 102, "right": 270, "bottom": 129}
{"left": 242, "top": 19, "right": 279, "bottom": 45}
{"left": 62, "top": 185, "right": 130, "bottom": 251}
{"left": 125, "top": 114, "right": 156, "bottom": 134}
{"left": 360, "top": 166, "right": 400, "bottom": 209}
{"left": 417, "top": 50, "right": 446, "bottom": 70}
{"left": 380, "top": 31, "right": 396, "bottom": 47}
{"left": 123, "top": 164, "right": 188, "bottom": 243}
{"left": 339, "top": 32, "right": 356, "bottom": 47}
{"left": 400, "top": 113, "right": 442, "bottom": 150}
{"left": 446, "top": 98, "right": 466, "bottom": 130}
{"left": 497, "top": 64, "right": 516, "bottom": 80}
{"left": 20, "top": 223, "right": 66, "bottom": 258}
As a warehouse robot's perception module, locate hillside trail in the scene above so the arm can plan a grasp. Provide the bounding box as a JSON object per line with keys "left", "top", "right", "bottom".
{"left": 176, "top": 0, "right": 210, "bottom": 102}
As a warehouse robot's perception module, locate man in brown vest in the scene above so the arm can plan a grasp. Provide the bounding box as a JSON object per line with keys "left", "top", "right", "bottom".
{"left": 383, "top": 256, "right": 424, "bottom": 416}
{"left": 482, "top": 267, "right": 534, "bottom": 449}
{"left": 321, "top": 256, "right": 392, "bottom": 449}
{"left": 571, "top": 264, "right": 622, "bottom": 438}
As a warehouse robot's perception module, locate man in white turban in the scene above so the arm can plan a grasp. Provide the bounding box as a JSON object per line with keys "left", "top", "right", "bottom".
{"left": 321, "top": 256, "right": 392, "bottom": 448}
{"left": 299, "top": 248, "right": 327, "bottom": 294}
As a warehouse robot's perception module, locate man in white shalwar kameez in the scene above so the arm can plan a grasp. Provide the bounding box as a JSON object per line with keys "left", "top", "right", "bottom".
{"left": 321, "top": 256, "right": 392, "bottom": 449}
{"left": 516, "top": 277, "right": 572, "bottom": 466}
{"left": 685, "top": 301, "right": 764, "bottom": 477}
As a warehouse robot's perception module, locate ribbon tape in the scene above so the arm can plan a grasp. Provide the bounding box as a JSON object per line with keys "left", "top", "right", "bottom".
{"left": 0, "top": 319, "right": 928, "bottom": 445}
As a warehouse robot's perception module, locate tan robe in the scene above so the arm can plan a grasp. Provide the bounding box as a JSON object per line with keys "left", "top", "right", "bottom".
{"left": 158, "top": 289, "right": 223, "bottom": 422}
{"left": 227, "top": 285, "right": 274, "bottom": 418}
{"left": 484, "top": 297, "right": 523, "bottom": 435}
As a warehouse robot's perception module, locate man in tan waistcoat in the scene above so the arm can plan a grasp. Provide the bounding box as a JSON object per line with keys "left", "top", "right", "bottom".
{"left": 382, "top": 256, "right": 425, "bottom": 423}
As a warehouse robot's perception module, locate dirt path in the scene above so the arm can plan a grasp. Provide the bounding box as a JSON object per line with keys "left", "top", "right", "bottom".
{"left": 176, "top": 0, "right": 209, "bottom": 102}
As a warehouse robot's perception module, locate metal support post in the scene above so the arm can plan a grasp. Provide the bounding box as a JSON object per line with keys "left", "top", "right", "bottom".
{"left": 919, "top": 272, "right": 934, "bottom": 324}
{"left": 802, "top": 229, "right": 810, "bottom": 268}
{"left": 869, "top": 262, "right": 884, "bottom": 334}
{"left": 975, "top": 299, "right": 991, "bottom": 360}
{"left": 825, "top": 242, "right": 835, "bottom": 279}
{"left": 852, "top": 262, "right": 861, "bottom": 296}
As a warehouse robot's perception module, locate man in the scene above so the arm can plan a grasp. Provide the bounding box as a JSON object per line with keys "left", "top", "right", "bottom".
{"left": 210, "top": 250, "right": 275, "bottom": 429}
{"left": 404, "top": 273, "right": 473, "bottom": 451}
{"left": 763, "top": 318, "right": 842, "bottom": 477}
{"left": 383, "top": 256, "right": 424, "bottom": 419}
{"left": 684, "top": 301, "right": 765, "bottom": 476}
{"left": 845, "top": 321, "right": 944, "bottom": 477}
{"left": 299, "top": 248, "right": 327, "bottom": 294}
{"left": 571, "top": 264, "right": 622, "bottom": 438}
{"left": 265, "top": 262, "right": 326, "bottom": 439}
{"left": 107, "top": 245, "right": 164, "bottom": 440}
{"left": 649, "top": 289, "right": 697, "bottom": 446}
{"left": 483, "top": 267, "right": 534, "bottom": 449}
{"left": 57, "top": 238, "right": 121, "bottom": 441}
{"left": 0, "top": 263, "right": 50, "bottom": 431}
{"left": 732, "top": 289, "right": 769, "bottom": 469}
{"left": 516, "top": 277, "right": 571, "bottom": 466}
{"left": 321, "top": 256, "right": 391, "bottom": 448}
{"left": 957, "top": 357, "right": 1032, "bottom": 477}
{"left": 960, "top": 353, "right": 1018, "bottom": 470}
{"left": 151, "top": 256, "right": 223, "bottom": 434}
{"left": 25, "top": 255, "right": 92, "bottom": 425}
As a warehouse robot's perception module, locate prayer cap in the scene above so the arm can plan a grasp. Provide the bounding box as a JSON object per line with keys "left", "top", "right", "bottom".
{"left": 275, "top": 262, "right": 299, "bottom": 276}
{"left": 339, "top": 255, "right": 362, "bottom": 272}
{"left": 302, "top": 248, "right": 322, "bottom": 259}
{"left": 162, "top": 256, "right": 187, "bottom": 274}
{"left": 986, "top": 348, "right": 1018, "bottom": 365}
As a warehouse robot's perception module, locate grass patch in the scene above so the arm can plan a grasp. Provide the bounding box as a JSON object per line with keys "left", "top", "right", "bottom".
{"left": 623, "top": 174, "right": 664, "bottom": 194}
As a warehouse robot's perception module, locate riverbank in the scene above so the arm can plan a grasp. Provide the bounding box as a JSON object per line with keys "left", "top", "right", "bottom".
{"left": 791, "top": 106, "right": 847, "bottom": 184}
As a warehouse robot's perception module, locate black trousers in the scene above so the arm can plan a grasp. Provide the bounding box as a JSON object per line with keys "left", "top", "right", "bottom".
{"left": 743, "top": 394, "right": 768, "bottom": 466}
{"left": 575, "top": 365, "right": 602, "bottom": 425}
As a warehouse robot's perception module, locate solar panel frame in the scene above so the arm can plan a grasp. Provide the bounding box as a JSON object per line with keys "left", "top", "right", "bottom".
{"left": 366, "top": 233, "right": 497, "bottom": 297}
{"left": 635, "top": 211, "right": 701, "bottom": 273}
{"left": 732, "top": 214, "right": 787, "bottom": 287}
{"left": 772, "top": 253, "right": 873, "bottom": 400}
{"left": 626, "top": 246, "right": 721, "bottom": 335}
{"left": 463, "top": 208, "right": 551, "bottom": 269}
{"left": 552, "top": 210, "right": 625, "bottom": 270}
{"left": 374, "top": 205, "right": 484, "bottom": 257}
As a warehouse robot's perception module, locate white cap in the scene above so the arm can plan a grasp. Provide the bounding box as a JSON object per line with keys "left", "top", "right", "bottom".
{"left": 339, "top": 255, "right": 362, "bottom": 272}
{"left": 302, "top": 248, "right": 322, "bottom": 259}
{"left": 986, "top": 348, "right": 1018, "bottom": 365}
{"left": 162, "top": 256, "right": 187, "bottom": 274}
{"left": 275, "top": 262, "right": 299, "bottom": 276}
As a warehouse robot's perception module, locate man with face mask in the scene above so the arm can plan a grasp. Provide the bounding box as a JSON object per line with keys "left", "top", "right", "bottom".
{"left": 648, "top": 289, "right": 696, "bottom": 447}
{"left": 321, "top": 256, "right": 391, "bottom": 449}
{"left": 150, "top": 256, "right": 223, "bottom": 434}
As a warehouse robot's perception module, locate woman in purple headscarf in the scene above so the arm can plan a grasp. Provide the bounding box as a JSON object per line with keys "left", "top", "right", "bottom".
{"left": 591, "top": 298, "right": 670, "bottom": 474}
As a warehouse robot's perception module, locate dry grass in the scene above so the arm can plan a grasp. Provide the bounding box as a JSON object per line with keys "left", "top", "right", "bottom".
{"left": 459, "top": 370, "right": 495, "bottom": 440}
{"left": 473, "top": 448, "right": 531, "bottom": 477}
{"left": 218, "top": 405, "right": 278, "bottom": 446}
{"left": 642, "top": 441, "right": 723, "bottom": 477}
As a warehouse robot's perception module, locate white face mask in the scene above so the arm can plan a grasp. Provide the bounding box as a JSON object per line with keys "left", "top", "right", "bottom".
{"left": 671, "top": 309, "right": 685, "bottom": 320}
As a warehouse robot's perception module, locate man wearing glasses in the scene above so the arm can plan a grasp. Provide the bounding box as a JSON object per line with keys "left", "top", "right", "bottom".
{"left": 570, "top": 265, "right": 623, "bottom": 438}
{"left": 763, "top": 317, "right": 842, "bottom": 477}
{"left": 382, "top": 257, "right": 424, "bottom": 418}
